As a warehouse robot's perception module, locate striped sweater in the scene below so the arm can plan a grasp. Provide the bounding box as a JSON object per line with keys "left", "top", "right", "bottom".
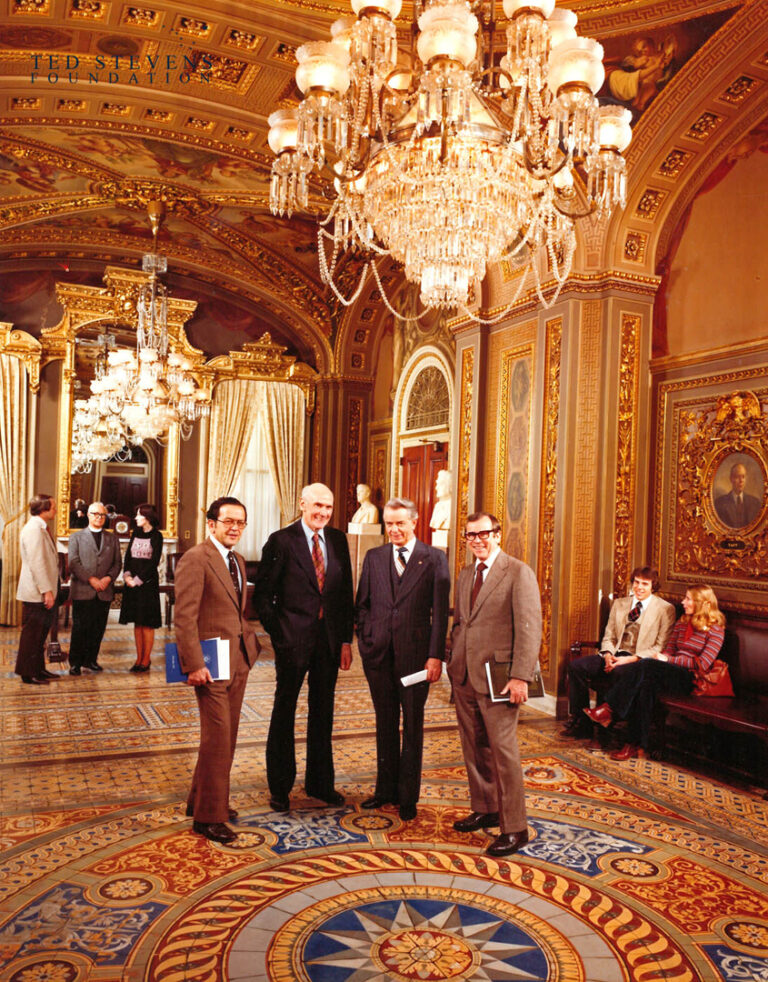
{"left": 662, "top": 619, "right": 725, "bottom": 672}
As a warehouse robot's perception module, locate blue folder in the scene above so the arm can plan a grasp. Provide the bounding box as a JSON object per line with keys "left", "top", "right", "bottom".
{"left": 165, "top": 638, "right": 224, "bottom": 683}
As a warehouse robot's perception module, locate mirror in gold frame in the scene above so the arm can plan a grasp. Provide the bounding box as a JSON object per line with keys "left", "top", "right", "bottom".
{"left": 40, "top": 265, "right": 201, "bottom": 540}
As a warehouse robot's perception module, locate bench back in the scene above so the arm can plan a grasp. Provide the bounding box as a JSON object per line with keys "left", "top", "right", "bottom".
{"left": 721, "top": 624, "right": 768, "bottom": 698}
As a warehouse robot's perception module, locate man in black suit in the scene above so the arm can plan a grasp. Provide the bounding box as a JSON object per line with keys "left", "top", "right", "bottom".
{"left": 355, "top": 497, "right": 450, "bottom": 821}
{"left": 255, "top": 483, "right": 354, "bottom": 812}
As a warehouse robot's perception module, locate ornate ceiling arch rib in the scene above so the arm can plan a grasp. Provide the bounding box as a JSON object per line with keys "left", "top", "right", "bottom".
{"left": 603, "top": 1, "right": 768, "bottom": 275}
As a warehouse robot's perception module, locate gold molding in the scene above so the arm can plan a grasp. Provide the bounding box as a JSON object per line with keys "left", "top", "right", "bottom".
{"left": 204, "top": 333, "right": 318, "bottom": 413}
{"left": 568, "top": 301, "right": 603, "bottom": 644}
{"left": 495, "top": 342, "right": 534, "bottom": 557}
{"left": 455, "top": 346, "right": 474, "bottom": 583}
{"left": 650, "top": 335, "right": 768, "bottom": 374}
{"left": 0, "top": 326, "right": 42, "bottom": 393}
{"left": 537, "top": 319, "right": 562, "bottom": 674}
{"left": 613, "top": 313, "right": 641, "bottom": 596}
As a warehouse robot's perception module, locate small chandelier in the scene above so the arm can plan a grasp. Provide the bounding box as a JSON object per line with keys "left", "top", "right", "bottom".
{"left": 71, "top": 203, "right": 211, "bottom": 470}
{"left": 268, "top": 0, "right": 632, "bottom": 315}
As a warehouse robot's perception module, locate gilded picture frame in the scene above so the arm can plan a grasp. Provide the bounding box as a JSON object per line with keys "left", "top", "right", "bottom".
{"left": 654, "top": 385, "right": 768, "bottom": 610}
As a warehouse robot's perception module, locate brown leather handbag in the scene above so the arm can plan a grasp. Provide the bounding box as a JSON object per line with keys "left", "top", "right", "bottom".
{"left": 692, "top": 659, "right": 734, "bottom": 697}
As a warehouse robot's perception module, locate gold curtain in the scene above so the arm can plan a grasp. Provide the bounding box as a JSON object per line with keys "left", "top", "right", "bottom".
{"left": 262, "top": 382, "right": 305, "bottom": 526}
{"left": 0, "top": 354, "right": 31, "bottom": 625}
{"left": 205, "top": 379, "right": 262, "bottom": 504}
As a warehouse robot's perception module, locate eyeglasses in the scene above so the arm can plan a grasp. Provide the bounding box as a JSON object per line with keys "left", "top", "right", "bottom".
{"left": 216, "top": 518, "right": 247, "bottom": 529}
{"left": 89, "top": 511, "right": 107, "bottom": 518}
{"left": 463, "top": 530, "right": 495, "bottom": 541}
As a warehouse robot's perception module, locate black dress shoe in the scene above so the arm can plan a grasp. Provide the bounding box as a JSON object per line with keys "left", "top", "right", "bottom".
{"left": 186, "top": 804, "right": 239, "bottom": 821}
{"left": 86, "top": 662, "right": 104, "bottom": 672}
{"left": 39, "top": 669, "right": 60, "bottom": 680}
{"left": 361, "top": 795, "right": 395, "bottom": 809}
{"left": 192, "top": 821, "right": 237, "bottom": 844}
{"left": 453, "top": 811, "right": 500, "bottom": 833}
{"left": 269, "top": 796, "right": 290, "bottom": 813}
{"left": 399, "top": 803, "right": 417, "bottom": 822}
{"left": 21, "top": 676, "right": 48, "bottom": 685}
{"left": 135, "top": 664, "right": 150, "bottom": 673}
{"left": 69, "top": 666, "right": 81, "bottom": 676}
{"left": 486, "top": 830, "right": 529, "bottom": 857}
{"left": 309, "top": 789, "right": 345, "bottom": 806}
{"left": 560, "top": 719, "right": 591, "bottom": 739}
{"left": 129, "top": 664, "right": 141, "bottom": 673}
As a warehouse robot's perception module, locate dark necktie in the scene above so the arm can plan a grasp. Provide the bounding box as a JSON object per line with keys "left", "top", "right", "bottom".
{"left": 628, "top": 600, "right": 642, "bottom": 622}
{"left": 396, "top": 546, "right": 407, "bottom": 576}
{"left": 227, "top": 551, "right": 241, "bottom": 603}
{"left": 312, "top": 533, "right": 325, "bottom": 591}
{"left": 470, "top": 562, "right": 486, "bottom": 611}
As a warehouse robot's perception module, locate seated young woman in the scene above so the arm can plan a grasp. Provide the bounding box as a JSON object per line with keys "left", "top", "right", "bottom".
{"left": 584, "top": 585, "right": 726, "bottom": 760}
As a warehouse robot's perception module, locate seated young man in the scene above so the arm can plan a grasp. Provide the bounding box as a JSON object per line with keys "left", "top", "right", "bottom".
{"left": 562, "top": 565, "right": 676, "bottom": 738}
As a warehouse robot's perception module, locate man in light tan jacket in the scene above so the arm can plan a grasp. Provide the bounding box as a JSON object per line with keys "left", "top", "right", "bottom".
{"left": 15, "top": 493, "right": 60, "bottom": 686}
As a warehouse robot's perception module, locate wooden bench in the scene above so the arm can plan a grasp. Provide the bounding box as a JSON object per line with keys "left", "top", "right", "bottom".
{"left": 568, "top": 616, "right": 768, "bottom": 792}
{"left": 657, "top": 619, "right": 768, "bottom": 794}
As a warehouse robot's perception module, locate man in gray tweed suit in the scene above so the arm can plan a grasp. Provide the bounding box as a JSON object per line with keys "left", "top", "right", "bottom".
{"left": 449, "top": 511, "right": 542, "bottom": 857}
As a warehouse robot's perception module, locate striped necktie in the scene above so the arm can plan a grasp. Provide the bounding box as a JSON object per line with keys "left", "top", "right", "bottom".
{"left": 396, "top": 547, "right": 407, "bottom": 576}
{"left": 312, "top": 533, "right": 325, "bottom": 591}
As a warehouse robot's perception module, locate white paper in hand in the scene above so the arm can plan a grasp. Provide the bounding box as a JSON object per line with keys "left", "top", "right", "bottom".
{"left": 400, "top": 669, "right": 428, "bottom": 687}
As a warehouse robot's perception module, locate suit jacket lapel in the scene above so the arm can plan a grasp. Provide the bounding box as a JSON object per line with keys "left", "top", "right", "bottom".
{"left": 204, "top": 538, "right": 240, "bottom": 610}
{"left": 291, "top": 521, "right": 321, "bottom": 593}
{"left": 396, "top": 539, "right": 428, "bottom": 599}
{"left": 468, "top": 551, "right": 506, "bottom": 620}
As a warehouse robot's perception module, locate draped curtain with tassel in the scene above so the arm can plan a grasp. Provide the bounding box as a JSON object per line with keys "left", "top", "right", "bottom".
{"left": 0, "top": 354, "right": 31, "bottom": 625}
{"left": 205, "top": 379, "right": 263, "bottom": 504}
{"left": 262, "top": 382, "right": 305, "bottom": 527}
{"left": 205, "top": 379, "right": 306, "bottom": 531}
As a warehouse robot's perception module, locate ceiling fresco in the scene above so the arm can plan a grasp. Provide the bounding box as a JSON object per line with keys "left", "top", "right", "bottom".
{"left": 0, "top": 0, "right": 765, "bottom": 372}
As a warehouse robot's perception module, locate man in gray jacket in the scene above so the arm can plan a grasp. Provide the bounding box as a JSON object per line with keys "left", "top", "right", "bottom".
{"left": 15, "top": 493, "right": 60, "bottom": 685}
{"left": 68, "top": 501, "right": 121, "bottom": 675}
{"left": 449, "top": 511, "right": 542, "bottom": 857}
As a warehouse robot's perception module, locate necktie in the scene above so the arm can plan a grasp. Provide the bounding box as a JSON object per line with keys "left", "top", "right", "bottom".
{"left": 628, "top": 600, "right": 642, "bottom": 622}
{"left": 735, "top": 494, "right": 744, "bottom": 525}
{"left": 470, "top": 562, "right": 486, "bottom": 611}
{"left": 227, "top": 551, "right": 241, "bottom": 603}
{"left": 396, "top": 546, "right": 407, "bottom": 576}
{"left": 312, "top": 533, "right": 325, "bottom": 591}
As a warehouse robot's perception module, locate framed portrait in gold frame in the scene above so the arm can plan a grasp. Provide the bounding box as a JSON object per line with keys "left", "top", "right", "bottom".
{"left": 654, "top": 384, "right": 768, "bottom": 611}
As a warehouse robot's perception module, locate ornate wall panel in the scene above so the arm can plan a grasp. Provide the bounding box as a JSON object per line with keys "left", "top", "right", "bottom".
{"left": 455, "top": 346, "right": 474, "bottom": 583}
{"left": 367, "top": 420, "right": 392, "bottom": 517}
{"left": 495, "top": 343, "right": 534, "bottom": 561}
{"left": 487, "top": 323, "right": 536, "bottom": 564}
{"left": 567, "top": 301, "right": 603, "bottom": 644}
{"left": 536, "top": 319, "right": 562, "bottom": 674}
{"left": 613, "top": 314, "right": 641, "bottom": 597}
{"left": 345, "top": 395, "right": 363, "bottom": 522}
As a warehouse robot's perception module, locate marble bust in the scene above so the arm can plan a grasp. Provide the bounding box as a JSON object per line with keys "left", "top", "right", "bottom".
{"left": 429, "top": 469, "right": 452, "bottom": 530}
{"left": 351, "top": 484, "right": 379, "bottom": 525}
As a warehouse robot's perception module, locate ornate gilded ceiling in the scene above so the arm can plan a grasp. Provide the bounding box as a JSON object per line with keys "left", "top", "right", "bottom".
{"left": 0, "top": 0, "right": 766, "bottom": 374}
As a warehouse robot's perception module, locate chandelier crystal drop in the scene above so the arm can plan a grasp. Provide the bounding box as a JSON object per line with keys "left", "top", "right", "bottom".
{"left": 268, "top": 0, "right": 632, "bottom": 313}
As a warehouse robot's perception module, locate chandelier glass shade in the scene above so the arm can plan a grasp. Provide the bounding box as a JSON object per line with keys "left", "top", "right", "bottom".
{"left": 268, "top": 0, "right": 632, "bottom": 313}
{"left": 71, "top": 251, "right": 211, "bottom": 473}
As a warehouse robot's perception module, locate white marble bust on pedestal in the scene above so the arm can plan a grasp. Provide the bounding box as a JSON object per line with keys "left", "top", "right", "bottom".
{"left": 348, "top": 484, "right": 380, "bottom": 533}
{"left": 429, "top": 469, "right": 452, "bottom": 548}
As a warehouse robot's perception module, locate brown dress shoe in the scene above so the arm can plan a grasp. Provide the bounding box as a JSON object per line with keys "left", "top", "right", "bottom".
{"left": 583, "top": 703, "right": 613, "bottom": 728}
{"left": 453, "top": 811, "right": 500, "bottom": 833}
{"left": 486, "top": 830, "right": 529, "bottom": 857}
{"left": 192, "top": 821, "right": 237, "bottom": 844}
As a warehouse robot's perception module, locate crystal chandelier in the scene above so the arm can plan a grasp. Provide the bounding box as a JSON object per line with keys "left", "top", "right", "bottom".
{"left": 71, "top": 204, "right": 211, "bottom": 470}
{"left": 268, "top": 0, "right": 632, "bottom": 314}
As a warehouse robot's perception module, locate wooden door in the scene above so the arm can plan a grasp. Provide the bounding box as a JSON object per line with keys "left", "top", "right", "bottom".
{"left": 100, "top": 475, "right": 148, "bottom": 517}
{"left": 400, "top": 442, "right": 448, "bottom": 543}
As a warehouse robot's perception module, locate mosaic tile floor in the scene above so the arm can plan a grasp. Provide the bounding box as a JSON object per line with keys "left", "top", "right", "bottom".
{"left": 1, "top": 620, "right": 768, "bottom": 981}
